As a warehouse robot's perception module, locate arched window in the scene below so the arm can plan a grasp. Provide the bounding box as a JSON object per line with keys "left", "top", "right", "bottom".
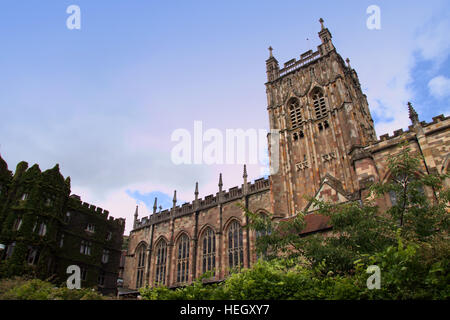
{"left": 312, "top": 88, "right": 327, "bottom": 119}
{"left": 387, "top": 172, "right": 426, "bottom": 224}
{"left": 176, "top": 234, "right": 190, "bottom": 284}
{"left": 155, "top": 240, "right": 167, "bottom": 286}
{"left": 202, "top": 228, "right": 216, "bottom": 276}
{"left": 228, "top": 221, "right": 243, "bottom": 270}
{"left": 135, "top": 244, "right": 146, "bottom": 288}
{"left": 255, "top": 213, "right": 272, "bottom": 260}
{"left": 288, "top": 98, "right": 303, "bottom": 129}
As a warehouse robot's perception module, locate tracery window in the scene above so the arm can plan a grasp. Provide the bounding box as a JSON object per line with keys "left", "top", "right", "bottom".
{"left": 80, "top": 240, "right": 91, "bottom": 255}
{"left": 155, "top": 240, "right": 167, "bottom": 286}
{"left": 202, "top": 228, "right": 216, "bottom": 276}
{"left": 176, "top": 234, "right": 190, "bottom": 284}
{"left": 288, "top": 98, "right": 303, "bottom": 129}
{"left": 228, "top": 221, "right": 244, "bottom": 270}
{"left": 136, "top": 244, "right": 146, "bottom": 288}
{"left": 255, "top": 213, "right": 272, "bottom": 260}
{"left": 312, "top": 89, "right": 327, "bottom": 119}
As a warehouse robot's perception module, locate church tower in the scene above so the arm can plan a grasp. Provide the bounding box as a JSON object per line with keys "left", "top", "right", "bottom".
{"left": 266, "top": 19, "right": 377, "bottom": 217}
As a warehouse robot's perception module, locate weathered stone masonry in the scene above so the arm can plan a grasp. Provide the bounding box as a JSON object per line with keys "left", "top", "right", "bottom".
{"left": 123, "top": 19, "right": 450, "bottom": 290}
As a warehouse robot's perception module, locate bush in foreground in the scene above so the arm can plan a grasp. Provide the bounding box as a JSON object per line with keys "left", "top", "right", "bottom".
{"left": 0, "top": 277, "right": 109, "bottom": 300}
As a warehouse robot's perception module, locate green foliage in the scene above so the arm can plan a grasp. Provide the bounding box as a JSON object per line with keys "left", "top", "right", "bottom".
{"left": 0, "top": 277, "right": 109, "bottom": 300}
{"left": 140, "top": 239, "right": 449, "bottom": 300}
{"left": 140, "top": 146, "right": 449, "bottom": 300}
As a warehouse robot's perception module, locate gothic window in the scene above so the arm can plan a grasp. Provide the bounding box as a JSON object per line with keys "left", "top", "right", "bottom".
{"left": 255, "top": 213, "right": 271, "bottom": 260}
{"left": 228, "top": 220, "right": 244, "bottom": 270}
{"left": 176, "top": 234, "right": 190, "bottom": 284}
{"left": 98, "top": 271, "right": 105, "bottom": 286}
{"left": 136, "top": 244, "right": 146, "bottom": 288}
{"left": 80, "top": 240, "right": 92, "bottom": 255}
{"left": 312, "top": 88, "right": 327, "bottom": 119}
{"left": 388, "top": 190, "right": 397, "bottom": 206}
{"left": 388, "top": 173, "right": 426, "bottom": 223}
{"left": 293, "top": 129, "right": 305, "bottom": 141}
{"left": 81, "top": 267, "right": 87, "bottom": 281}
{"left": 38, "top": 223, "right": 47, "bottom": 236}
{"left": 202, "top": 228, "right": 216, "bottom": 276}
{"left": 59, "top": 234, "right": 65, "bottom": 248}
{"left": 288, "top": 98, "right": 303, "bottom": 129}
{"left": 13, "top": 218, "right": 22, "bottom": 231}
{"left": 155, "top": 240, "right": 167, "bottom": 286}
{"left": 27, "top": 247, "right": 40, "bottom": 265}
{"left": 5, "top": 242, "right": 15, "bottom": 259}
{"left": 102, "top": 249, "right": 110, "bottom": 264}
{"left": 86, "top": 223, "right": 95, "bottom": 233}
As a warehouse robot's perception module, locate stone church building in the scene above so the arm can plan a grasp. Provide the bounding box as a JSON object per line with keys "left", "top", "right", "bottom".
{"left": 123, "top": 20, "right": 450, "bottom": 290}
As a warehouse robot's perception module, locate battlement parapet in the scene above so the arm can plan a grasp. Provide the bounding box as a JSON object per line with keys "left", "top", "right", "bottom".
{"left": 133, "top": 177, "right": 271, "bottom": 230}
{"left": 278, "top": 50, "right": 321, "bottom": 78}
{"left": 68, "top": 194, "right": 123, "bottom": 225}
{"left": 369, "top": 114, "right": 450, "bottom": 154}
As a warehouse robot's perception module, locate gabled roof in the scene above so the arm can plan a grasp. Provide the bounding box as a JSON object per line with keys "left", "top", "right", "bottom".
{"left": 279, "top": 174, "right": 353, "bottom": 236}
{"left": 304, "top": 173, "right": 351, "bottom": 213}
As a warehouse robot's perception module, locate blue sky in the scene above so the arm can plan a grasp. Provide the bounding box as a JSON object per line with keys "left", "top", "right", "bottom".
{"left": 0, "top": 1, "right": 449, "bottom": 234}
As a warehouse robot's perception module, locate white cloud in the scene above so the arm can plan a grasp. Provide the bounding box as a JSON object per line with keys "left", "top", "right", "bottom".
{"left": 415, "top": 17, "right": 450, "bottom": 69}
{"left": 428, "top": 75, "right": 450, "bottom": 99}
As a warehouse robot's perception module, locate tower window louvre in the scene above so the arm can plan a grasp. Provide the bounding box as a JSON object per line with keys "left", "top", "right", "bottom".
{"left": 312, "top": 90, "right": 327, "bottom": 119}
{"left": 288, "top": 98, "right": 303, "bottom": 129}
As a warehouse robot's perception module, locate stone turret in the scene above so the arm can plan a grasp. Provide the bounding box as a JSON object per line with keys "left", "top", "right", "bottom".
{"left": 317, "top": 18, "right": 335, "bottom": 56}
{"left": 266, "top": 46, "right": 280, "bottom": 82}
{"left": 133, "top": 205, "right": 139, "bottom": 228}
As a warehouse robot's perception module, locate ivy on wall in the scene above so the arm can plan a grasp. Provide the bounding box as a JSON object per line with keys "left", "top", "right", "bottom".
{"left": 0, "top": 156, "right": 125, "bottom": 295}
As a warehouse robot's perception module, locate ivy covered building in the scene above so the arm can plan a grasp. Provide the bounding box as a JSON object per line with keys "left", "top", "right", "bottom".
{"left": 0, "top": 156, "right": 125, "bottom": 295}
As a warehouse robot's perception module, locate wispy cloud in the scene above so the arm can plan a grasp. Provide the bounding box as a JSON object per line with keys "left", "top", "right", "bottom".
{"left": 428, "top": 75, "right": 450, "bottom": 99}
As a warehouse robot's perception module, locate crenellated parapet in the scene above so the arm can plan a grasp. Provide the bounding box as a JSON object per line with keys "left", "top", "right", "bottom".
{"left": 370, "top": 113, "right": 450, "bottom": 151}
{"left": 132, "top": 175, "right": 270, "bottom": 230}
{"left": 68, "top": 194, "right": 125, "bottom": 226}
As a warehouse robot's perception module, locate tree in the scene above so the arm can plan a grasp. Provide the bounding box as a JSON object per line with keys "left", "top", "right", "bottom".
{"left": 245, "top": 143, "right": 449, "bottom": 274}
